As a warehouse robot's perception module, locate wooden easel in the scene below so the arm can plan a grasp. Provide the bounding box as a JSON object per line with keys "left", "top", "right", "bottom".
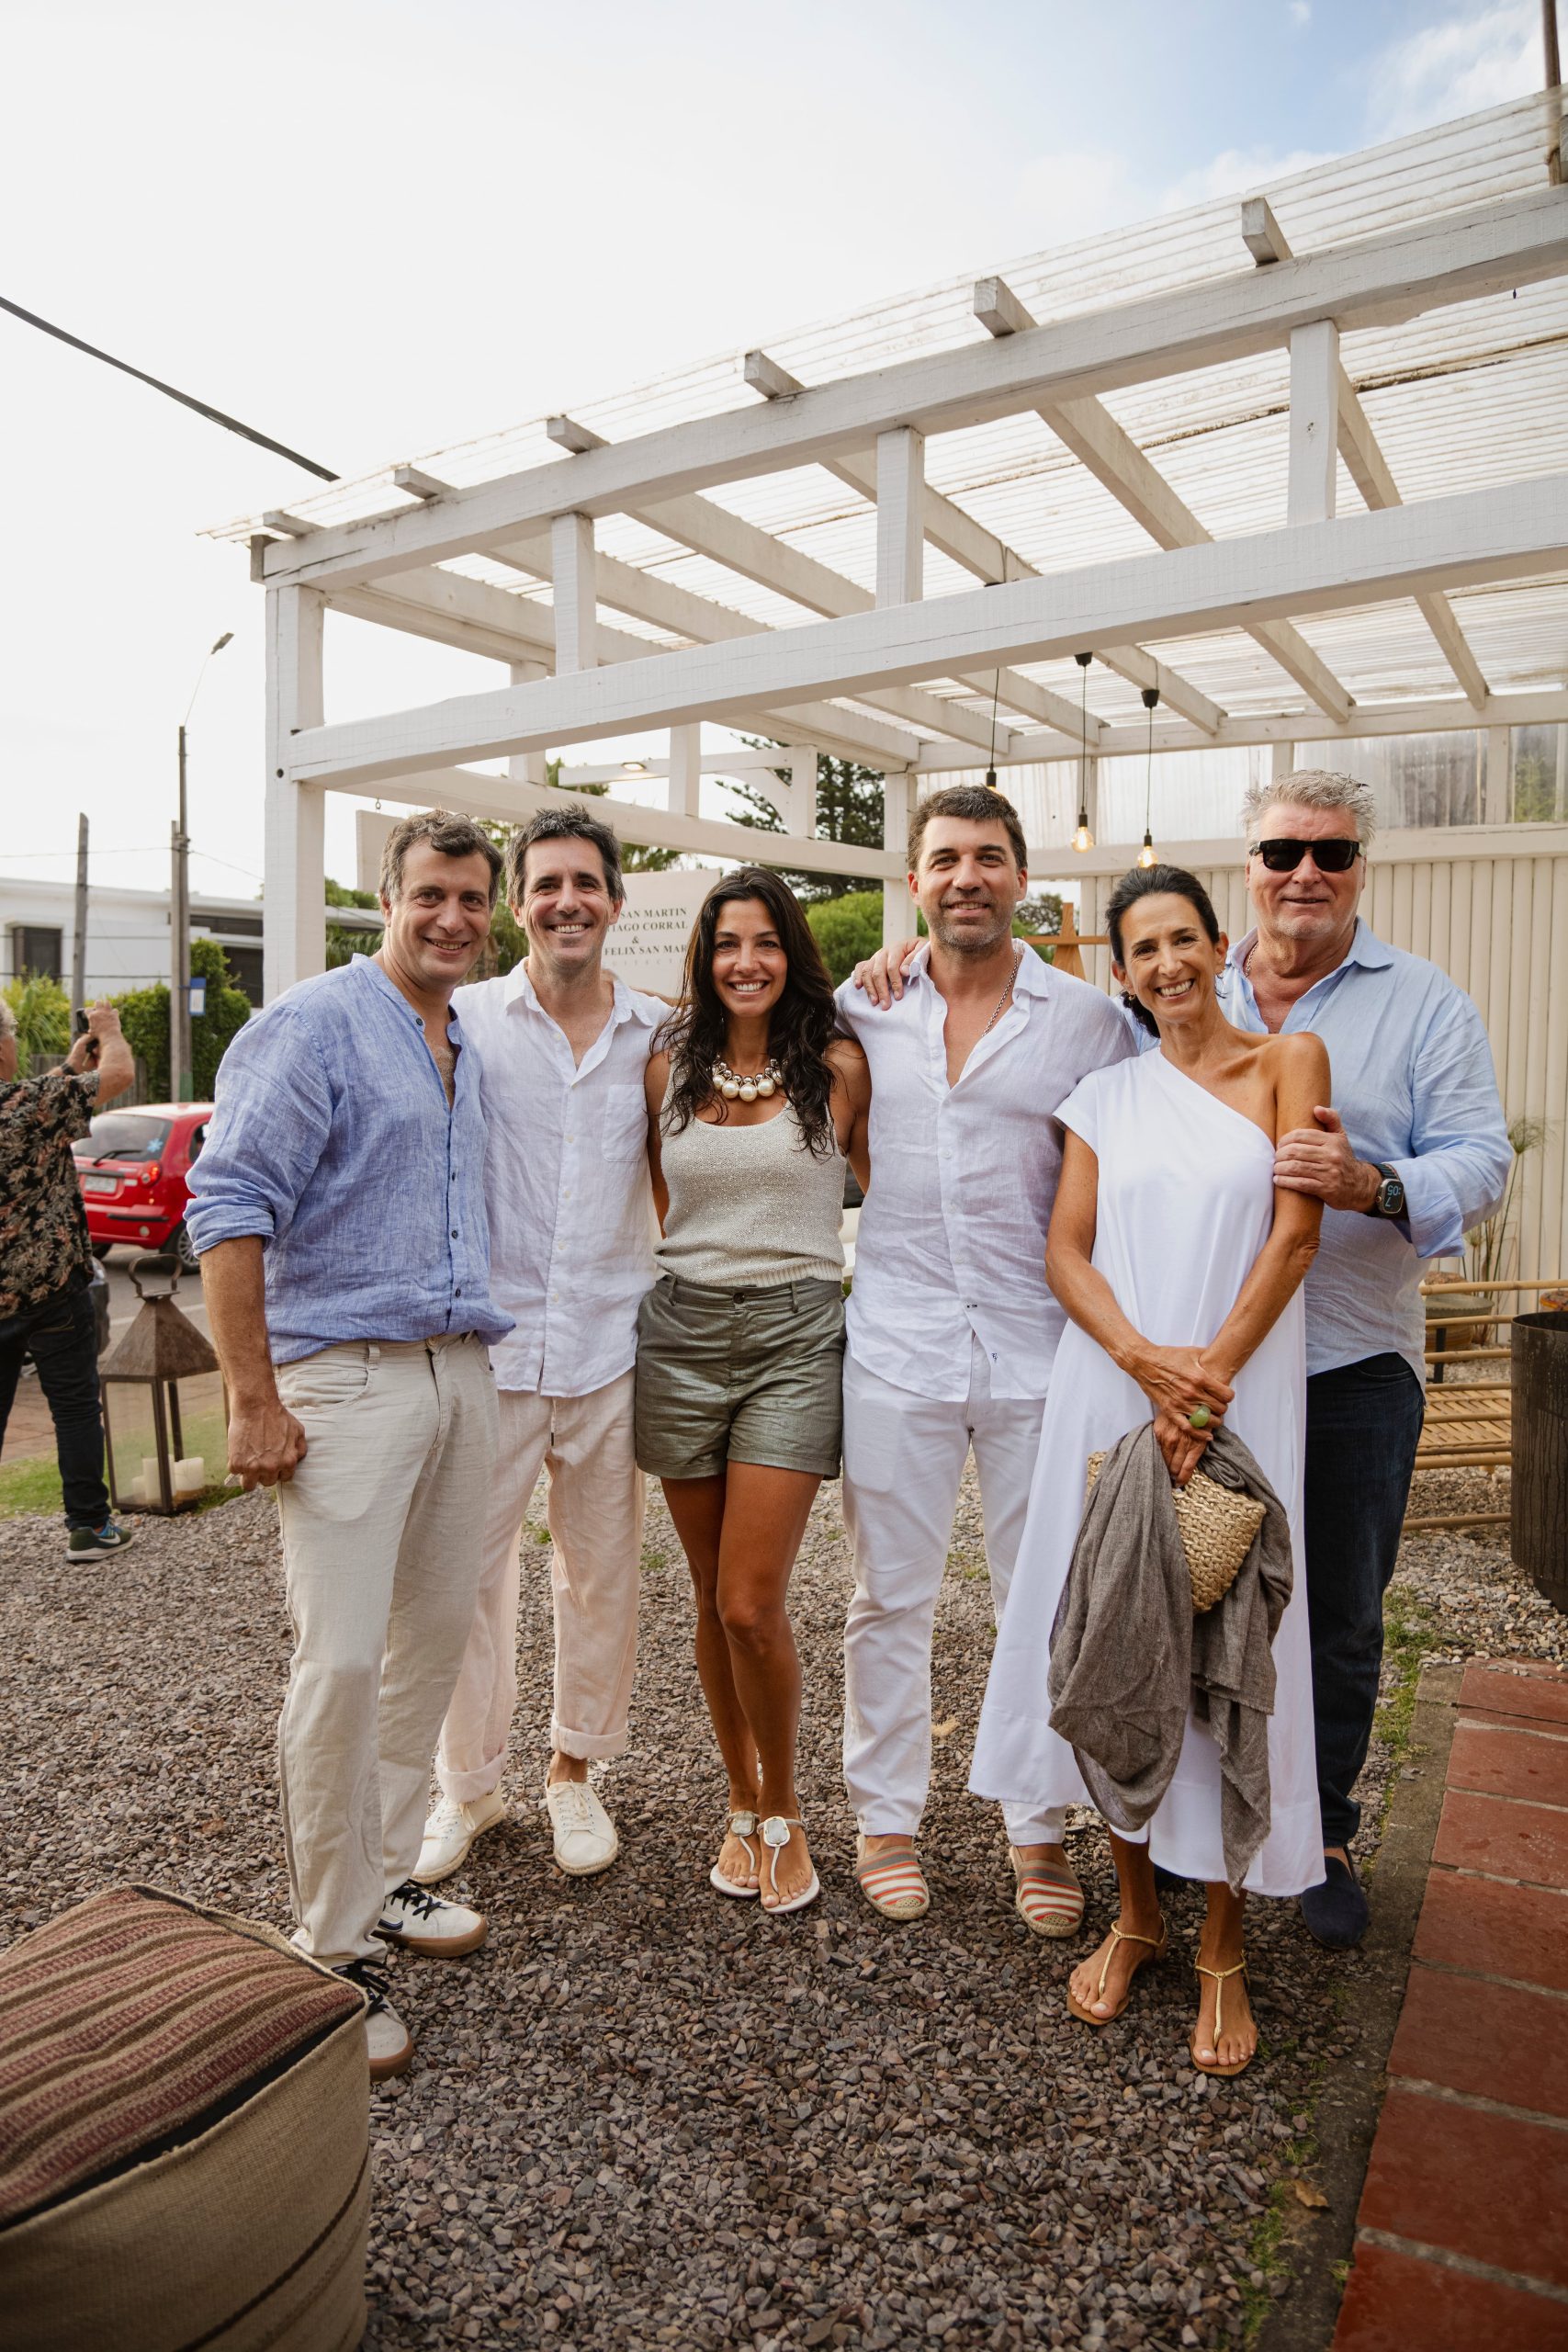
{"left": 1021, "top": 901, "right": 1109, "bottom": 980}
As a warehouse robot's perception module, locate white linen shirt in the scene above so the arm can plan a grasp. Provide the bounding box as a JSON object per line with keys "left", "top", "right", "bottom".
{"left": 837, "top": 945, "right": 1135, "bottom": 1401}
{"left": 454, "top": 964, "right": 663, "bottom": 1396}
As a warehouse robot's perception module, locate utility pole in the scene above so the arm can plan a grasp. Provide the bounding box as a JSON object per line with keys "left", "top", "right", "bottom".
{"left": 72, "top": 813, "right": 88, "bottom": 1016}
{"left": 170, "top": 728, "right": 191, "bottom": 1102}
{"left": 172, "top": 630, "right": 232, "bottom": 1104}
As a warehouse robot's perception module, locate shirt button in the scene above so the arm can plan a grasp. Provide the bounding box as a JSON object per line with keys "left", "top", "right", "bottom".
{"left": 451, "top": 1228, "right": 459, "bottom": 1238}
{"left": 455, "top": 1286, "right": 462, "bottom": 1297}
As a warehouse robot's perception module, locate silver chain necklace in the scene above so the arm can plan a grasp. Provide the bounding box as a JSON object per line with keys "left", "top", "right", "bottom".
{"left": 982, "top": 948, "right": 1022, "bottom": 1035}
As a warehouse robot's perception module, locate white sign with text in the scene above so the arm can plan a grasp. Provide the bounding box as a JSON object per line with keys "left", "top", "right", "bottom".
{"left": 607, "top": 871, "right": 712, "bottom": 998}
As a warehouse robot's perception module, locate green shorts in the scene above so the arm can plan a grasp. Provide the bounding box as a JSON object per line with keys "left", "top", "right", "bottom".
{"left": 635, "top": 1275, "right": 845, "bottom": 1482}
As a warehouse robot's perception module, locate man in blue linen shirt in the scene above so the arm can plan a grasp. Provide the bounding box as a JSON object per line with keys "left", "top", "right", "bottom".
{"left": 186, "top": 811, "right": 512, "bottom": 2078}
{"left": 1225, "top": 770, "right": 1510, "bottom": 1947}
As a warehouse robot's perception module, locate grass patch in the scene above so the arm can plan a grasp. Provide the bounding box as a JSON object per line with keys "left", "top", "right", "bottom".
{"left": 1241, "top": 2184, "right": 1291, "bottom": 2338}
{"left": 0, "top": 1457, "right": 62, "bottom": 1519}
{"left": 1373, "top": 1585, "right": 1443, "bottom": 1783}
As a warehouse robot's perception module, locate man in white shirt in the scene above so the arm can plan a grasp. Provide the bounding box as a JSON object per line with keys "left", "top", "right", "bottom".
{"left": 415, "top": 808, "right": 663, "bottom": 1886}
{"left": 838, "top": 784, "right": 1134, "bottom": 1926}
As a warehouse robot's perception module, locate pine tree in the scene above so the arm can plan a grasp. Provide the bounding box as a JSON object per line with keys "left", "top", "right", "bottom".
{"left": 722, "top": 745, "right": 886, "bottom": 902}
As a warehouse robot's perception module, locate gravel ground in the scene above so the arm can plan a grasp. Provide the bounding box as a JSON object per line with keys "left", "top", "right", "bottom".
{"left": 2, "top": 1464, "right": 1562, "bottom": 2350}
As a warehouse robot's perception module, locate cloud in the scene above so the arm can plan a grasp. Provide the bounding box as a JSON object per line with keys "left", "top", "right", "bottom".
{"left": 1289, "top": 2, "right": 1311, "bottom": 25}
{"left": 1156, "top": 145, "right": 1338, "bottom": 211}
{"left": 1364, "top": 1, "right": 1541, "bottom": 140}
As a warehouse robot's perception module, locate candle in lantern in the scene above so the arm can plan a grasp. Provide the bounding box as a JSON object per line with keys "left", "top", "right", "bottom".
{"left": 174, "top": 1457, "right": 206, "bottom": 1497}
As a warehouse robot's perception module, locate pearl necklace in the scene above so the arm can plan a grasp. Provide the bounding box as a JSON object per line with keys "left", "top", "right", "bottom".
{"left": 714, "top": 1055, "right": 784, "bottom": 1104}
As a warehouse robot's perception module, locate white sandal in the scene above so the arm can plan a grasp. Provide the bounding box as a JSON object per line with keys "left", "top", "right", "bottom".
{"left": 709, "top": 1810, "right": 761, "bottom": 1898}
{"left": 760, "top": 1815, "right": 819, "bottom": 1916}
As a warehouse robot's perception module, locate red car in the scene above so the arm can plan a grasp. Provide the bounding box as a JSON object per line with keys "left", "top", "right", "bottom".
{"left": 73, "top": 1102, "right": 214, "bottom": 1270}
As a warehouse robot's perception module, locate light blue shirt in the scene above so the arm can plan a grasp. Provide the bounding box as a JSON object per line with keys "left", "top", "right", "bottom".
{"left": 186, "top": 956, "right": 511, "bottom": 1364}
{"left": 1219, "top": 921, "right": 1510, "bottom": 1382}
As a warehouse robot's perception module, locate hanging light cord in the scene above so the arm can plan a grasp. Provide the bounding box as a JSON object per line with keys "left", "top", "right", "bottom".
{"left": 985, "top": 672, "right": 1000, "bottom": 789}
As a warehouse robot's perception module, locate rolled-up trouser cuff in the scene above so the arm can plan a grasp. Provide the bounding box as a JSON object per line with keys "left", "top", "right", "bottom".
{"left": 550, "top": 1718, "right": 629, "bottom": 1763}
{"left": 437, "top": 1755, "right": 506, "bottom": 1805}
{"left": 1003, "top": 1805, "right": 1067, "bottom": 1845}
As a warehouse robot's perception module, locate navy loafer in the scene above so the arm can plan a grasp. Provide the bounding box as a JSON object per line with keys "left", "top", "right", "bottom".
{"left": 1299, "top": 1853, "right": 1369, "bottom": 1949}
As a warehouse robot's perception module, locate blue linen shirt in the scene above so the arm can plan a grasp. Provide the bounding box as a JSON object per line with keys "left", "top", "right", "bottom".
{"left": 1219, "top": 921, "right": 1509, "bottom": 1382}
{"left": 185, "top": 956, "right": 510, "bottom": 1364}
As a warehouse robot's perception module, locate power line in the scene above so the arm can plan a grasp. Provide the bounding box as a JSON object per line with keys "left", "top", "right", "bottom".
{"left": 0, "top": 294, "right": 338, "bottom": 481}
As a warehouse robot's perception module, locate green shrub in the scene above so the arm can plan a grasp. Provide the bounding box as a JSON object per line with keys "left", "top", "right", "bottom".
{"left": 806, "top": 890, "right": 884, "bottom": 985}
{"left": 111, "top": 937, "right": 254, "bottom": 1101}
{"left": 3, "top": 973, "right": 72, "bottom": 1076}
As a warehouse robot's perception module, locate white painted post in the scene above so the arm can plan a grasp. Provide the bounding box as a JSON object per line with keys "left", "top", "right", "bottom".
{"left": 508, "top": 662, "right": 549, "bottom": 788}
{"left": 1288, "top": 321, "right": 1339, "bottom": 526}
{"left": 874, "top": 428, "right": 924, "bottom": 606}
{"left": 784, "top": 746, "right": 818, "bottom": 839}
{"left": 882, "top": 772, "right": 912, "bottom": 947}
{"left": 1270, "top": 741, "right": 1297, "bottom": 788}
{"left": 551, "top": 513, "right": 598, "bottom": 673}
{"left": 1484, "top": 724, "right": 1513, "bottom": 824}
{"left": 669, "top": 723, "right": 703, "bottom": 817}
{"left": 264, "top": 583, "right": 326, "bottom": 1001}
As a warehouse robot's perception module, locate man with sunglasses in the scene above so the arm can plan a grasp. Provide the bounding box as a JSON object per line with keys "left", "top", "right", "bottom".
{"left": 1226, "top": 771, "right": 1509, "bottom": 1947}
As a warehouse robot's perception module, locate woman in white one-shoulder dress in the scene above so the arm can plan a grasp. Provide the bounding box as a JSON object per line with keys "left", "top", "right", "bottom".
{"left": 969, "top": 865, "right": 1327, "bottom": 2075}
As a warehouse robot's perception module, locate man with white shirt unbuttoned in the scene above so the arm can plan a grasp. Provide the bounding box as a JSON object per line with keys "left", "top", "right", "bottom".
{"left": 415, "top": 807, "right": 662, "bottom": 1888}
{"left": 838, "top": 784, "right": 1134, "bottom": 1928}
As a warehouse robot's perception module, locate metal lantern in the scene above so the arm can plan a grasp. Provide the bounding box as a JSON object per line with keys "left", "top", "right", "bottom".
{"left": 98, "top": 1255, "right": 223, "bottom": 1514}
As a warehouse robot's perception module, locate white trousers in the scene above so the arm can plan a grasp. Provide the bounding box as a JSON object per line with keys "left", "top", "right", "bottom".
{"left": 274, "top": 1334, "right": 498, "bottom": 1966}
{"left": 436, "top": 1373, "right": 644, "bottom": 1803}
{"left": 842, "top": 1339, "right": 1065, "bottom": 1844}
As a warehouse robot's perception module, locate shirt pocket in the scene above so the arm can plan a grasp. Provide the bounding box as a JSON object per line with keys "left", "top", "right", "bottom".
{"left": 603, "top": 1082, "right": 650, "bottom": 1163}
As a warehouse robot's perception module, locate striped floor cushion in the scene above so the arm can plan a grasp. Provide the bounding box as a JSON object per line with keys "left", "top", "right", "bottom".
{"left": 0, "top": 1886, "right": 371, "bottom": 2352}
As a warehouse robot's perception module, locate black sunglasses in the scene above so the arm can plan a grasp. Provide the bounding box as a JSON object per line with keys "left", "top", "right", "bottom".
{"left": 1248, "top": 837, "right": 1363, "bottom": 874}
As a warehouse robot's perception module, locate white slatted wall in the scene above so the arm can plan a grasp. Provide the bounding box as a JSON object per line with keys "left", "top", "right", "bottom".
{"left": 1075, "top": 831, "right": 1568, "bottom": 1283}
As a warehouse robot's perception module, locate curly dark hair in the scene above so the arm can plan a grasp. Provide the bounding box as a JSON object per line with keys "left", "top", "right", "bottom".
{"left": 658, "top": 867, "right": 840, "bottom": 1157}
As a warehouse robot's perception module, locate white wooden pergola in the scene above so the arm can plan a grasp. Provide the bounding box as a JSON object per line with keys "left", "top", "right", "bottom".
{"left": 211, "top": 94, "right": 1568, "bottom": 1001}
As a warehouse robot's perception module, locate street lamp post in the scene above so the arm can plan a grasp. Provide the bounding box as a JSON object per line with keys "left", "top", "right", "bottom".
{"left": 171, "top": 632, "right": 232, "bottom": 1102}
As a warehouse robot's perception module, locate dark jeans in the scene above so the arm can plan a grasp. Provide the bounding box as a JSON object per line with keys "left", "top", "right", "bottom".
{"left": 1303, "top": 1351, "right": 1426, "bottom": 1849}
{"left": 0, "top": 1280, "right": 111, "bottom": 1530}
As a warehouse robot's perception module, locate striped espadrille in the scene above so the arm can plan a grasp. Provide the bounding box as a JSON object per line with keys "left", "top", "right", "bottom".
{"left": 1010, "top": 1852, "right": 1086, "bottom": 1939}
{"left": 855, "top": 1841, "right": 930, "bottom": 1921}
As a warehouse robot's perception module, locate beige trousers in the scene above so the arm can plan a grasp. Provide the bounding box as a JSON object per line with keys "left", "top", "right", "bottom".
{"left": 274, "top": 1334, "right": 498, "bottom": 1965}
{"left": 435, "top": 1372, "right": 644, "bottom": 1804}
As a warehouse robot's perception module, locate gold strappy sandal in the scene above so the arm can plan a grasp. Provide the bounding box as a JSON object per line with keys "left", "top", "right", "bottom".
{"left": 1066, "top": 1915, "right": 1168, "bottom": 2026}
{"left": 1190, "top": 1958, "right": 1254, "bottom": 2077}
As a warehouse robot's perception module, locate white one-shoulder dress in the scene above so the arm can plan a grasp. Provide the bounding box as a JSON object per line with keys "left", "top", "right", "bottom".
{"left": 968, "top": 1048, "right": 1323, "bottom": 1895}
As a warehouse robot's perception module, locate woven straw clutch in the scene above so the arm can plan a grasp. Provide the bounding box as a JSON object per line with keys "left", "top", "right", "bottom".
{"left": 1085, "top": 1450, "right": 1266, "bottom": 1612}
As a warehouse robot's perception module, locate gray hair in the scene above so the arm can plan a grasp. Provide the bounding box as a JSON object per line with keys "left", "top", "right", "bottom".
{"left": 0, "top": 997, "right": 16, "bottom": 1041}
{"left": 1241, "top": 767, "right": 1377, "bottom": 847}
{"left": 378, "top": 809, "right": 502, "bottom": 906}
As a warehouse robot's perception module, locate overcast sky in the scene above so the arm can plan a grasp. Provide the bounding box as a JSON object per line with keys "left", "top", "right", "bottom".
{"left": 1, "top": 0, "right": 1551, "bottom": 903}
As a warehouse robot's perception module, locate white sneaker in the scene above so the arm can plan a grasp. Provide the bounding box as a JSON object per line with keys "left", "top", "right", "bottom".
{"left": 413, "top": 1789, "right": 507, "bottom": 1884}
{"left": 336, "top": 1959, "right": 413, "bottom": 2082}
{"left": 377, "top": 1879, "right": 488, "bottom": 1957}
{"left": 545, "top": 1778, "right": 619, "bottom": 1877}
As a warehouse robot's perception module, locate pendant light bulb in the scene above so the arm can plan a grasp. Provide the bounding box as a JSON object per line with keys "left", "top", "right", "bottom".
{"left": 1072, "top": 650, "right": 1095, "bottom": 854}
{"left": 1137, "top": 681, "right": 1160, "bottom": 871}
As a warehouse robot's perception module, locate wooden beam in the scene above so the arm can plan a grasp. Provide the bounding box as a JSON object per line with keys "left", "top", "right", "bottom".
{"left": 1093, "top": 643, "right": 1223, "bottom": 734}
{"left": 264, "top": 585, "right": 326, "bottom": 999}
{"left": 1246, "top": 199, "right": 1492, "bottom": 709}
{"left": 876, "top": 427, "right": 925, "bottom": 605}
{"left": 281, "top": 470, "right": 1568, "bottom": 788}
{"left": 975, "top": 274, "right": 1352, "bottom": 722}
{"left": 670, "top": 723, "right": 702, "bottom": 818}
{"left": 1288, "top": 319, "right": 1340, "bottom": 526}
{"left": 547, "top": 415, "right": 606, "bottom": 455}
{"left": 392, "top": 465, "right": 450, "bottom": 501}
{"left": 262, "top": 510, "right": 321, "bottom": 537}
{"left": 550, "top": 512, "right": 598, "bottom": 673}
{"left": 338, "top": 763, "right": 899, "bottom": 882}
{"left": 261, "top": 185, "right": 1568, "bottom": 588}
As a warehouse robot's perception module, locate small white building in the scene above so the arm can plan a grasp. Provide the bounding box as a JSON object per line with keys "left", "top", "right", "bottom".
{"left": 0, "top": 875, "right": 269, "bottom": 1005}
